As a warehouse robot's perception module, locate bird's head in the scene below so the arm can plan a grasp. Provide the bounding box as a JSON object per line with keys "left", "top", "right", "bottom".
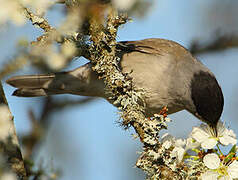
{"left": 190, "top": 71, "right": 224, "bottom": 135}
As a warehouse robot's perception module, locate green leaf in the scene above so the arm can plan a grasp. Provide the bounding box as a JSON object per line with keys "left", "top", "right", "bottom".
{"left": 229, "top": 144, "right": 237, "bottom": 154}
{"left": 224, "top": 145, "right": 236, "bottom": 163}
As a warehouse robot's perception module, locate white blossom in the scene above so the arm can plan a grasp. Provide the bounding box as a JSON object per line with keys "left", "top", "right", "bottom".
{"left": 203, "top": 153, "right": 220, "bottom": 169}
{"left": 161, "top": 134, "right": 184, "bottom": 161}
{"left": 191, "top": 122, "right": 237, "bottom": 149}
{"left": 0, "top": 105, "right": 12, "bottom": 121}
{"left": 162, "top": 139, "right": 172, "bottom": 149}
{"left": 27, "top": 0, "right": 53, "bottom": 16}
{"left": 161, "top": 134, "right": 199, "bottom": 162}
{"left": 0, "top": 105, "right": 14, "bottom": 141}
{"left": 61, "top": 42, "right": 76, "bottom": 58}
{"left": 171, "top": 146, "right": 185, "bottom": 163}
{"left": 0, "top": 0, "right": 54, "bottom": 26}
{"left": 216, "top": 122, "right": 237, "bottom": 146}
{"left": 112, "top": 0, "right": 136, "bottom": 11}
{"left": 1, "top": 172, "right": 17, "bottom": 180}
{"left": 201, "top": 171, "right": 219, "bottom": 180}
{"left": 161, "top": 133, "right": 174, "bottom": 148}
{"left": 0, "top": 0, "right": 26, "bottom": 26}
{"left": 46, "top": 52, "right": 67, "bottom": 70}
{"left": 184, "top": 137, "right": 200, "bottom": 151}
{"left": 202, "top": 153, "right": 238, "bottom": 179}
{"left": 228, "top": 160, "right": 238, "bottom": 179}
{"left": 0, "top": 105, "right": 19, "bottom": 145}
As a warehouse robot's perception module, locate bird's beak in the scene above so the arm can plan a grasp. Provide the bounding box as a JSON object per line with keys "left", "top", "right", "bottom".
{"left": 210, "top": 125, "right": 218, "bottom": 137}
{"left": 194, "top": 112, "right": 218, "bottom": 137}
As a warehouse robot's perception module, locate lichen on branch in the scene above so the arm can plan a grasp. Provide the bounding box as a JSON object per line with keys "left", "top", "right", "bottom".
{"left": 87, "top": 7, "right": 186, "bottom": 180}
{"left": 88, "top": 8, "right": 147, "bottom": 138}
{"left": 0, "top": 83, "right": 27, "bottom": 179}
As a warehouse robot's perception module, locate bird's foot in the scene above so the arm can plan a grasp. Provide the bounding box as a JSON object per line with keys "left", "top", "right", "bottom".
{"left": 159, "top": 106, "right": 168, "bottom": 118}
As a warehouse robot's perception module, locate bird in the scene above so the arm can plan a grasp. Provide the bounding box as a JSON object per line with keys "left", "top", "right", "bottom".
{"left": 6, "top": 38, "right": 224, "bottom": 131}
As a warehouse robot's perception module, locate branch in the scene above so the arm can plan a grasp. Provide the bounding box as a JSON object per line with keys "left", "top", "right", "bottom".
{"left": 88, "top": 8, "right": 185, "bottom": 179}
{"left": 89, "top": 8, "right": 147, "bottom": 140}
{"left": 22, "top": 6, "right": 53, "bottom": 32}
{"left": 0, "top": 82, "right": 27, "bottom": 179}
{"left": 190, "top": 35, "right": 238, "bottom": 55}
{"left": 0, "top": 54, "right": 29, "bottom": 80}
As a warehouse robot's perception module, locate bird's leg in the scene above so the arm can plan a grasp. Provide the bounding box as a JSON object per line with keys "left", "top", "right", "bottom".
{"left": 159, "top": 106, "right": 168, "bottom": 118}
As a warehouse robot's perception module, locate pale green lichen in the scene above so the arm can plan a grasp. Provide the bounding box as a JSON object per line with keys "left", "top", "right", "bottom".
{"left": 87, "top": 8, "right": 190, "bottom": 180}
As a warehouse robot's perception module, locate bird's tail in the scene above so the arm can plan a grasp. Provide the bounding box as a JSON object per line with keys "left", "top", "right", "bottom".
{"left": 6, "top": 63, "right": 105, "bottom": 97}
{"left": 6, "top": 74, "right": 57, "bottom": 97}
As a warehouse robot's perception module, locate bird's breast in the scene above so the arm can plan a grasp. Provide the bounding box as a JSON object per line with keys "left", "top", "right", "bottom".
{"left": 119, "top": 51, "right": 186, "bottom": 117}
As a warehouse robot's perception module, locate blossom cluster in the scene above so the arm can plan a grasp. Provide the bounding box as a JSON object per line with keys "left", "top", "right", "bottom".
{"left": 161, "top": 121, "right": 238, "bottom": 179}
{"left": 0, "top": 0, "right": 53, "bottom": 26}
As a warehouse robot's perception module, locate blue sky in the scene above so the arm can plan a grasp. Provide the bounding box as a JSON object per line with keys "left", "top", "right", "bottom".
{"left": 1, "top": 0, "right": 238, "bottom": 179}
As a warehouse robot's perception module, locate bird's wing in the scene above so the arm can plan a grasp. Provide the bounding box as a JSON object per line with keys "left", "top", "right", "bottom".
{"left": 117, "top": 39, "right": 161, "bottom": 55}
{"left": 117, "top": 38, "right": 190, "bottom": 58}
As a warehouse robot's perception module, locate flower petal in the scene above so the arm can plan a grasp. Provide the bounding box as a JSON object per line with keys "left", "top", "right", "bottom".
{"left": 185, "top": 137, "right": 200, "bottom": 150}
{"left": 201, "top": 138, "right": 217, "bottom": 149}
{"left": 191, "top": 126, "right": 209, "bottom": 143}
{"left": 162, "top": 140, "right": 172, "bottom": 149}
{"left": 172, "top": 147, "right": 185, "bottom": 162}
{"left": 219, "top": 128, "right": 237, "bottom": 145}
{"left": 228, "top": 160, "right": 238, "bottom": 178}
{"left": 161, "top": 133, "right": 174, "bottom": 143}
{"left": 201, "top": 171, "right": 219, "bottom": 180}
{"left": 219, "top": 135, "right": 237, "bottom": 146}
{"left": 175, "top": 138, "right": 186, "bottom": 147}
{"left": 203, "top": 153, "right": 220, "bottom": 169}
{"left": 218, "top": 176, "right": 231, "bottom": 180}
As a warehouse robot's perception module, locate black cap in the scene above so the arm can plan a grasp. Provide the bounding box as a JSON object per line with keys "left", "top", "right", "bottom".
{"left": 191, "top": 71, "right": 224, "bottom": 128}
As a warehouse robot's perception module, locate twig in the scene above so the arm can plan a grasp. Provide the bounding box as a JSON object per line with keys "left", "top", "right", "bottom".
{"left": 22, "top": 7, "right": 53, "bottom": 32}
{"left": 190, "top": 35, "right": 238, "bottom": 55}
{"left": 56, "top": 0, "right": 65, "bottom": 4}
{"left": 0, "top": 54, "right": 29, "bottom": 80}
{"left": 0, "top": 82, "right": 27, "bottom": 179}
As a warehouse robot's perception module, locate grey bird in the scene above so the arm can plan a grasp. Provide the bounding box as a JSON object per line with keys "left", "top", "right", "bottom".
{"left": 6, "top": 38, "right": 224, "bottom": 130}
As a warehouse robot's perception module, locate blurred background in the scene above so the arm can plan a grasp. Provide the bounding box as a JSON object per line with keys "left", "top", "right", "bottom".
{"left": 1, "top": 0, "right": 238, "bottom": 179}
